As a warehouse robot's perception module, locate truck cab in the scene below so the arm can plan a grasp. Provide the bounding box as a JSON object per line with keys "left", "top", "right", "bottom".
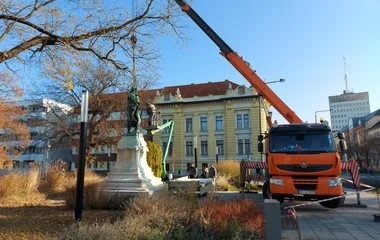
{"left": 258, "top": 123, "right": 348, "bottom": 208}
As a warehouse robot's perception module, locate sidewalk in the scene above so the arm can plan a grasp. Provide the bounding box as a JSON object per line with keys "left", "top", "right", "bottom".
{"left": 282, "top": 190, "right": 380, "bottom": 240}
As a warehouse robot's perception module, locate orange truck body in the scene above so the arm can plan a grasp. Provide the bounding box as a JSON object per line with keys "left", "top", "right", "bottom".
{"left": 266, "top": 123, "right": 344, "bottom": 204}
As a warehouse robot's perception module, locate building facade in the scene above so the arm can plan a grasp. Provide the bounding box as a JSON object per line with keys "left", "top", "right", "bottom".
{"left": 346, "top": 109, "right": 380, "bottom": 168}
{"left": 328, "top": 91, "right": 370, "bottom": 131}
{"left": 9, "top": 99, "right": 72, "bottom": 168}
{"left": 69, "top": 80, "right": 269, "bottom": 174}
{"left": 151, "top": 80, "right": 269, "bottom": 174}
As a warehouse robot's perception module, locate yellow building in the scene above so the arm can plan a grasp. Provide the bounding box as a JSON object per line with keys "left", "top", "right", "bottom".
{"left": 151, "top": 80, "right": 269, "bottom": 174}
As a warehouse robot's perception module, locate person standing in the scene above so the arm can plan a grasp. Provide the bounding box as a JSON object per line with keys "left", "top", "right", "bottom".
{"left": 209, "top": 164, "right": 217, "bottom": 181}
{"left": 188, "top": 164, "right": 197, "bottom": 179}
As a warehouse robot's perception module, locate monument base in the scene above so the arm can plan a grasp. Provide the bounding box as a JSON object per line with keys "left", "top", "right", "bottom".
{"left": 101, "top": 131, "right": 165, "bottom": 196}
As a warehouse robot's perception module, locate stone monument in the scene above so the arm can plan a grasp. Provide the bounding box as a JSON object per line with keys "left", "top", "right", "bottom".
{"left": 102, "top": 86, "right": 164, "bottom": 195}
{"left": 102, "top": 33, "right": 165, "bottom": 194}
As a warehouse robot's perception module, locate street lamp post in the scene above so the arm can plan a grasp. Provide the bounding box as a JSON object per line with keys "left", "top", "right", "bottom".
{"left": 107, "top": 147, "right": 111, "bottom": 172}
{"left": 265, "top": 78, "right": 286, "bottom": 85}
{"left": 193, "top": 135, "right": 198, "bottom": 168}
{"left": 315, "top": 109, "right": 333, "bottom": 123}
{"left": 215, "top": 146, "right": 219, "bottom": 165}
{"left": 75, "top": 90, "right": 89, "bottom": 222}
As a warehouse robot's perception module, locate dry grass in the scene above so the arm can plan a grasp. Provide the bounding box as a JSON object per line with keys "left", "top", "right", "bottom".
{"left": 59, "top": 190, "right": 265, "bottom": 240}
{"left": 0, "top": 198, "right": 124, "bottom": 240}
{"left": 216, "top": 160, "right": 240, "bottom": 178}
{"left": 64, "top": 170, "right": 107, "bottom": 209}
{"left": 215, "top": 174, "right": 238, "bottom": 191}
{"left": 0, "top": 163, "right": 264, "bottom": 240}
{"left": 197, "top": 198, "right": 265, "bottom": 239}
{"left": 0, "top": 168, "right": 41, "bottom": 200}
{"left": 44, "top": 160, "right": 69, "bottom": 194}
{"left": 215, "top": 160, "right": 242, "bottom": 189}
{"left": 0, "top": 166, "right": 124, "bottom": 240}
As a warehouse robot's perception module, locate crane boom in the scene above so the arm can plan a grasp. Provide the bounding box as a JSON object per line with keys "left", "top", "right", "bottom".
{"left": 146, "top": 120, "right": 175, "bottom": 179}
{"left": 174, "top": 0, "right": 303, "bottom": 124}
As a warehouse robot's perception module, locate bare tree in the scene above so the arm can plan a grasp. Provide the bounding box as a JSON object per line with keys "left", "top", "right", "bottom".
{"left": 0, "top": 72, "right": 30, "bottom": 168}
{"left": 29, "top": 59, "right": 155, "bottom": 161}
{"left": 346, "top": 131, "right": 380, "bottom": 168}
{"left": 0, "top": 0, "right": 187, "bottom": 71}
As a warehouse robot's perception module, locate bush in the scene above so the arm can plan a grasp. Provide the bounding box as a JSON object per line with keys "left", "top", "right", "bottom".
{"left": 44, "top": 160, "right": 68, "bottom": 194}
{"left": 0, "top": 168, "right": 41, "bottom": 201}
{"left": 215, "top": 175, "right": 238, "bottom": 191}
{"left": 216, "top": 160, "right": 240, "bottom": 178}
{"left": 216, "top": 160, "right": 242, "bottom": 189}
{"left": 197, "top": 198, "right": 265, "bottom": 239}
{"left": 64, "top": 170, "right": 107, "bottom": 209}
{"left": 146, "top": 141, "right": 162, "bottom": 177}
{"left": 59, "top": 190, "right": 265, "bottom": 240}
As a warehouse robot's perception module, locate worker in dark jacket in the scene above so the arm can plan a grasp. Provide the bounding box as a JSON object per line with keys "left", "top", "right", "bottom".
{"left": 188, "top": 164, "right": 198, "bottom": 179}
{"left": 209, "top": 164, "right": 217, "bottom": 181}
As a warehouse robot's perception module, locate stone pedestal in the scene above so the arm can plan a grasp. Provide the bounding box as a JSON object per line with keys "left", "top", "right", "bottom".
{"left": 102, "top": 132, "right": 165, "bottom": 195}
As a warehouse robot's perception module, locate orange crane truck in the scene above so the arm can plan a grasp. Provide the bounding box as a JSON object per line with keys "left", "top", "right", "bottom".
{"left": 175, "top": 0, "right": 348, "bottom": 208}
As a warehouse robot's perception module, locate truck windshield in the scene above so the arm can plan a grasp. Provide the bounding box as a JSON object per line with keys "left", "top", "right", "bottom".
{"left": 270, "top": 131, "right": 336, "bottom": 153}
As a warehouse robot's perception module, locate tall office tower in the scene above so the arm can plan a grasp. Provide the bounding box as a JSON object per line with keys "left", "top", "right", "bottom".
{"left": 329, "top": 91, "right": 370, "bottom": 131}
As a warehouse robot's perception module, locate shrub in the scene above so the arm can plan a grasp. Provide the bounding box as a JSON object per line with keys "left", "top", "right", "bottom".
{"left": 146, "top": 141, "right": 162, "bottom": 177}
{"left": 64, "top": 170, "right": 106, "bottom": 209}
{"left": 59, "top": 190, "right": 265, "bottom": 240}
{"left": 216, "top": 160, "right": 242, "bottom": 189}
{"left": 197, "top": 198, "right": 265, "bottom": 239}
{"left": 215, "top": 174, "right": 238, "bottom": 191}
{"left": 216, "top": 160, "right": 240, "bottom": 178}
{"left": 0, "top": 168, "right": 41, "bottom": 200}
{"left": 45, "top": 160, "right": 68, "bottom": 194}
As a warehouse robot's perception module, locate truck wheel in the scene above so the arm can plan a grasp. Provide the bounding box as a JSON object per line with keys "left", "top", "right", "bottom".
{"left": 319, "top": 196, "right": 345, "bottom": 209}
{"left": 262, "top": 180, "right": 272, "bottom": 199}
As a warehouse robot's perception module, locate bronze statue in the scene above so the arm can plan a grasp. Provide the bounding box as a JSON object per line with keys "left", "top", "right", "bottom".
{"left": 146, "top": 102, "right": 157, "bottom": 126}
{"left": 127, "top": 86, "right": 141, "bottom": 133}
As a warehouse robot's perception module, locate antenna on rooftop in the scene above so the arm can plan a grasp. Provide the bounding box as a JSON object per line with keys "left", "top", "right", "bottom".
{"left": 343, "top": 57, "right": 350, "bottom": 93}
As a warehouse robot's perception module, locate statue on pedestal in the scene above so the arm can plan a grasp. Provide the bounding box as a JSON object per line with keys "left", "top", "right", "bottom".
{"left": 127, "top": 86, "right": 141, "bottom": 133}
{"left": 146, "top": 102, "right": 157, "bottom": 127}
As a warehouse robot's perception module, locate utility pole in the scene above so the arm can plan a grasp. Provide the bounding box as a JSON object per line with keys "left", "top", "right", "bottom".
{"left": 193, "top": 135, "right": 198, "bottom": 168}
{"left": 75, "top": 90, "right": 89, "bottom": 222}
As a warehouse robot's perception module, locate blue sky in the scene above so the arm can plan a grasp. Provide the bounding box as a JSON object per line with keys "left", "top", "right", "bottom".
{"left": 155, "top": 0, "right": 380, "bottom": 124}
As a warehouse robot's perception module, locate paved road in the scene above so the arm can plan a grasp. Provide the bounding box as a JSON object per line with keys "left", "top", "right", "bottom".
{"left": 282, "top": 189, "right": 380, "bottom": 240}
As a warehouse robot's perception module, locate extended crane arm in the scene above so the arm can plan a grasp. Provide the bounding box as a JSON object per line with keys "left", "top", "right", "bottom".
{"left": 175, "top": 0, "right": 303, "bottom": 124}
{"left": 147, "top": 120, "right": 175, "bottom": 179}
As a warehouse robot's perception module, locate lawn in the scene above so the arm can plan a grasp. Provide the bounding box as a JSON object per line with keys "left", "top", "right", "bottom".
{"left": 0, "top": 161, "right": 265, "bottom": 240}
{"left": 0, "top": 196, "right": 123, "bottom": 240}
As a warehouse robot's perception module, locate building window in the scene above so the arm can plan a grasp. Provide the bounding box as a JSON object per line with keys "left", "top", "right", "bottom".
{"left": 201, "top": 141, "right": 208, "bottom": 156}
{"left": 164, "top": 93, "right": 170, "bottom": 101}
{"left": 200, "top": 116, "right": 208, "bottom": 131}
{"left": 238, "top": 139, "right": 251, "bottom": 154}
{"left": 186, "top": 141, "right": 193, "bottom": 156}
{"left": 237, "top": 113, "right": 250, "bottom": 129}
{"left": 186, "top": 118, "right": 193, "bottom": 132}
{"left": 162, "top": 119, "right": 172, "bottom": 133}
{"left": 215, "top": 116, "right": 223, "bottom": 131}
{"left": 162, "top": 142, "right": 173, "bottom": 155}
{"left": 216, "top": 140, "right": 224, "bottom": 155}
{"left": 244, "top": 139, "right": 251, "bottom": 154}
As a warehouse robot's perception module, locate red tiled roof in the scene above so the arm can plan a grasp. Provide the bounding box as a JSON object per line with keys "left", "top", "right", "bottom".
{"left": 73, "top": 80, "right": 239, "bottom": 112}
{"left": 155, "top": 79, "right": 238, "bottom": 98}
